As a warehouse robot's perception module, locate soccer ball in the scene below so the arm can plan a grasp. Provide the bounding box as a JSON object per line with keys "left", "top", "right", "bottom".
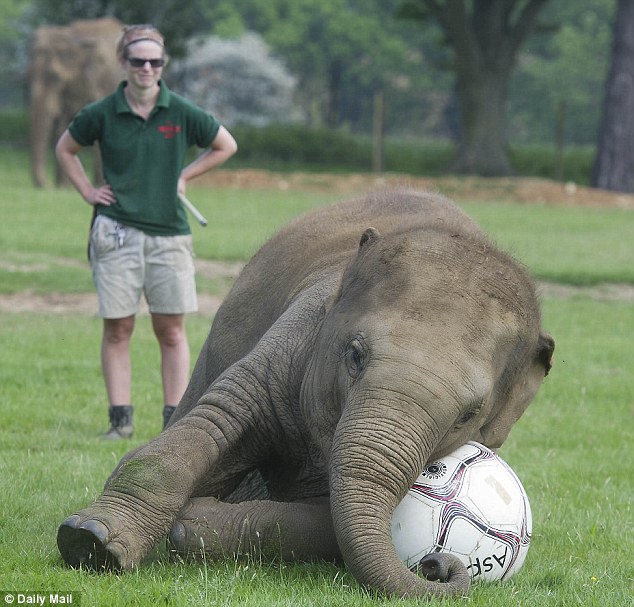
{"left": 391, "top": 441, "right": 532, "bottom": 582}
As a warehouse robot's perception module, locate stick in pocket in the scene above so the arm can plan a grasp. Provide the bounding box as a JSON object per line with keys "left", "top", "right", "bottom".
{"left": 178, "top": 193, "right": 208, "bottom": 227}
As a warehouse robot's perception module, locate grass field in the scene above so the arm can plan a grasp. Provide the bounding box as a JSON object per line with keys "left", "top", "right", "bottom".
{"left": 0, "top": 146, "right": 633, "bottom": 605}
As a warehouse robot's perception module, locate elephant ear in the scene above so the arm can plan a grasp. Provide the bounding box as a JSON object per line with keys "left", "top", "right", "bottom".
{"left": 332, "top": 228, "right": 383, "bottom": 305}
{"left": 537, "top": 331, "right": 555, "bottom": 376}
{"left": 359, "top": 227, "right": 381, "bottom": 249}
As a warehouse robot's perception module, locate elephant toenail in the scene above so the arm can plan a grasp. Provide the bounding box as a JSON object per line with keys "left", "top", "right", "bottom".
{"left": 61, "top": 514, "right": 81, "bottom": 529}
{"left": 168, "top": 521, "right": 186, "bottom": 549}
{"left": 79, "top": 519, "right": 110, "bottom": 543}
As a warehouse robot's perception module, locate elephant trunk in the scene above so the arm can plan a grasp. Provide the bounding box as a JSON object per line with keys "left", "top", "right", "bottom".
{"left": 329, "top": 410, "right": 470, "bottom": 599}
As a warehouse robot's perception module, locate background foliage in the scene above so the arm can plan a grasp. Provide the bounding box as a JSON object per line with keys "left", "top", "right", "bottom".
{"left": 0, "top": 0, "right": 617, "bottom": 146}
{"left": 509, "top": 0, "right": 615, "bottom": 145}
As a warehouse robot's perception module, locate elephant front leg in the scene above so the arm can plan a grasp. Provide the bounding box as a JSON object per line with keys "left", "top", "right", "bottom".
{"left": 57, "top": 426, "right": 219, "bottom": 571}
{"left": 169, "top": 497, "right": 341, "bottom": 563}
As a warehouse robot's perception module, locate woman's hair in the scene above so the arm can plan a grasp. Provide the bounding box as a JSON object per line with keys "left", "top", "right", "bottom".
{"left": 116, "top": 24, "right": 166, "bottom": 60}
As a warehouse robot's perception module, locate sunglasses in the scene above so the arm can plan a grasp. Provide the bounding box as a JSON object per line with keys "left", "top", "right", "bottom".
{"left": 127, "top": 57, "right": 165, "bottom": 68}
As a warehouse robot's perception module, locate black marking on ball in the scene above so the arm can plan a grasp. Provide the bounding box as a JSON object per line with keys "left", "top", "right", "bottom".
{"left": 421, "top": 461, "right": 447, "bottom": 479}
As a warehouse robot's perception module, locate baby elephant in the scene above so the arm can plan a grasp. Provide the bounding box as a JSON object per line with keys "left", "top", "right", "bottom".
{"left": 58, "top": 188, "right": 554, "bottom": 599}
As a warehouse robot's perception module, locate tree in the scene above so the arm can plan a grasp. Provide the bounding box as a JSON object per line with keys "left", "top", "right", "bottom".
{"left": 170, "top": 33, "right": 299, "bottom": 127}
{"left": 399, "top": 0, "right": 552, "bottom": 175}
{"left": 28, "top": 0, "right": 209, "bottom": 56}
{"left": 202, "top": 0, "right": 426, "bottom": 130}
{"left": 0, "top": 0, "right": 30, "bottom": 106}
{"left": 509, "top": 0, "right": 615, "bottom": 146}
{"left": 592, "top": 0, "right": 634, "bottom": 192}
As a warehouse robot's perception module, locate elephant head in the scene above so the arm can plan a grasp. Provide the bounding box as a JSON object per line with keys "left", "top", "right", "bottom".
{"left": 301, "top": 226, "right": 554, "bottom": 597}
{"left": 28, "top": 18, "right": 122, "bottom": 187}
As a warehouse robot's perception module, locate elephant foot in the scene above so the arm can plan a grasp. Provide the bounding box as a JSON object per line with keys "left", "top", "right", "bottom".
{"left": 167, "top": 521, "right": 205, "bottom": 562}
{"left": 414, "top": 553, "right": 469, "bottom": 585}
{"left": 169, "top": 497, "right": 340, "bottom": 563}
{"left": 57, "top": 510, "right": 144, "bottom": 571}
{"left": 58, "top": 515, "right": 122, "bottom": 571}
{"left": 167, "top": 499, "right": 234, "bottom": 561}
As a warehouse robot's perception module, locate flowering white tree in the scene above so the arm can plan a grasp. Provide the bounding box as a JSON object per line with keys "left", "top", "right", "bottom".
{"left": 169, "top": 32, "right": 299, "bottom": 126}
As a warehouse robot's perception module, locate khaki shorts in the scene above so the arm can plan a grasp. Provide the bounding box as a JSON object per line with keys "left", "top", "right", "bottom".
{"left": 89, "top": 215, "right": 198, "bottom": 319}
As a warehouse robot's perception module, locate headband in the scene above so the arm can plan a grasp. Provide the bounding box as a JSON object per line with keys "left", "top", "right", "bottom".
{"left": 123, "top": 36, "right": 164, "bottom": 49}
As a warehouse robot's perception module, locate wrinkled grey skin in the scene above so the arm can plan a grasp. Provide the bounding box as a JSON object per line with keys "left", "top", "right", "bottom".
{"left": 29, "top": 18, "right": 122, "bottom": 187}
{"left": 58, "top": 189, "right": 554, "bottom": 599}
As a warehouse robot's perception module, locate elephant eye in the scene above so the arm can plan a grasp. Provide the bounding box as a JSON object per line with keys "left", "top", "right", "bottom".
{"left": 344, "top": 337, "right": 367, "bottom": 378}
{"left": 455, "top": 402, "right": 483, "bottom": 427}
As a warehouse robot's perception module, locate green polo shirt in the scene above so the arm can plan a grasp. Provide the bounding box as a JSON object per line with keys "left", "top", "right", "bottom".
{"left": 69, "top": 81, "right": 221, "bottom": 236}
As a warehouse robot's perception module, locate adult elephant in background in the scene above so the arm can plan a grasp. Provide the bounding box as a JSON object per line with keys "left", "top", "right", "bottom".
{"left": 57, "top": 188, "right": 555, "bottom": 599}
{"left": 29, "top": 18, "right": 122, "bottom": 188}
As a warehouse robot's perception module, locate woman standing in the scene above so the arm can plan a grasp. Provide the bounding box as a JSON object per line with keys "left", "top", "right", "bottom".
{"left": 56, "top": 24, "right": 237, "bottom": 439}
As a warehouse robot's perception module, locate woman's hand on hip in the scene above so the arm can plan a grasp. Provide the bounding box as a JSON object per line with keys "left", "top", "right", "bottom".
{"left": 86, "top": 184, "right": 116, "bottom": 206}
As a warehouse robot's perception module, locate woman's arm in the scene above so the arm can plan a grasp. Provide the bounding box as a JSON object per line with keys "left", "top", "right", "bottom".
{"left": 178, "top": 126, "right": 238, "bottom": 194}
{"left": 55, "top": 130, "right": 116, "bottom": 206}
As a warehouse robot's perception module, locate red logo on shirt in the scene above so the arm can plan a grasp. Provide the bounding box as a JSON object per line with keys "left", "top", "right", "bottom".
{"left": 158, "top": 122, "right": 182, "bottom": 139}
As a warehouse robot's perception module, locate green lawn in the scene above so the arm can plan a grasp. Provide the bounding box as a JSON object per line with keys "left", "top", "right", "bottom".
{"left": 1, "top": 147, "right": 632, "bottom": 605}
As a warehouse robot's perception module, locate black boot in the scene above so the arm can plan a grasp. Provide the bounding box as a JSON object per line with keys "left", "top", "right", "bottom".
{"left": 163, "top": 405, "right": 177, "bottom": 430}
{"left": 102, "top": 405, "right": 134, "bottom": 439}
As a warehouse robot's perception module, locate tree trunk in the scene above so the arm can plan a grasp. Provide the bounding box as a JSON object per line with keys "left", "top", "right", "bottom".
{"left": 453, "top": 66, "right": 512, "bottom": 175}
{"left": 326, "top": 59, "right": 344, "bottom": 128}
{"left": 412, "top": 0, "right": 551, "bottom": 176}
{"left": 591, "top": 0, "right": 634, "bottom": 192}
{"left": 372, "top": 89, "right": 385, "bottom": 173}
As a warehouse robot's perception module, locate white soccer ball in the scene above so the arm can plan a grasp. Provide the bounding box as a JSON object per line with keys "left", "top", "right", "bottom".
{"left": 391, "top": 441, "right": 532, "bottom": 582}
